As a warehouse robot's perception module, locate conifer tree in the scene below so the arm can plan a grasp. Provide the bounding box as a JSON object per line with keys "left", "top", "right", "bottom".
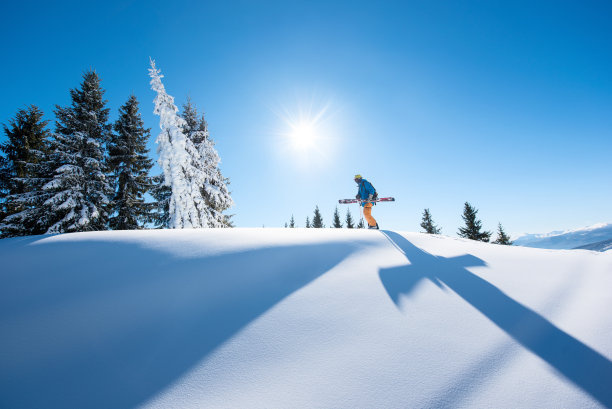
{"left": 312, "top": 206, "right": 324, "bottom": 228}
{"left": 150, "top": 174, "right": 171, "bottom": 228}
{"left": 305, "top": 216, "right": 311, "bottom": 228}
{"left": 357, "top": 218, "right": 365, "bottom": 229}
{"left": 0, "top": 106, "right": 51, "bottom": 237}
{"left": 108, "top": 95, "right": 153, "bottom": 230}
{"left": 493, "top": 222, "right": 513, "bottom": 245}
{"left": 149, "top": 60, "right": 233, "bottom": 228}
{"left": 458, "top": 202, "right": 491, "bottom": 242}
{"left": 332, "top": 206, "right": 342, "bottom": 228}
{"left": 42, "top": 70, "right": 113, "bottom": 233}
{"left": 345, "top": 208, "right": 355, "bottom": 229}
{"left": 180, "top": 99, "right": 234, "bottom": 227}
{"left": 289, "top": 215, "right": 295, "bottom": 228}
{"left": 420, "top": 208, "right": 441, "bottom": 234}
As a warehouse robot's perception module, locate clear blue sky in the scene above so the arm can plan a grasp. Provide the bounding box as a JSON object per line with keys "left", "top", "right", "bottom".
{"left": 1, "top": 0, "right": 611, "bottom": 236}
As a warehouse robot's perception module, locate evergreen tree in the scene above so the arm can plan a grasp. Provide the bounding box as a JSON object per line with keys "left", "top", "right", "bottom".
{"left": 357, "top": 218, "right": 365, "bottom": 229}
{"left": 332, "top": 206, "right": 342, "bottom": 228}
{"left": 312, "top": 206, "right": 324, "bottom": 228}
{"left": 305, "top": 216, "right": 311, "bottom": 228}
{"left": 180, "top": 99, "right": 234, "bottom": 227}
{"left": 150, "top": 174, "right": 171, "bottom": 228}
{"left": 149, "top": 60, "right": 233, "bottom": 228}
{"left": 42, "top": 70, "right": 113, "bottom": 233}
{"left": 345, "top": 208, "right": 355, "bottom": 229}
{"left": 458, "top": 202, "right": 491, "bottom": 242}
{"left": 0, "top": 106, "right": 51, "bottom": 237}
{"left": 420, "top": 208, "right": 441, "bottom": 234}
{"left": 108, "top": 95, "right": 153, "bottom": 230}
{"left": 493, "top": 222, "right": 513, "bottom": 245}
{"left": 289, "top": 215, "right": 295, "bottom": 228}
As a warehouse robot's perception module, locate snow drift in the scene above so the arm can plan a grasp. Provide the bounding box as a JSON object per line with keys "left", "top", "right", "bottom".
{"left": 1, "top": 229, "right": 611, "bottom": 409}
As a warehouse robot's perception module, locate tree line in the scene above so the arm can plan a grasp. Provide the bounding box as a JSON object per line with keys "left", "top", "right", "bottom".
{"left": 285, "top": 202, "right": 513, "bottom": 245}
{"left": 421, "top": 202, "right": 513, "bottom": 245}
{"left": 285, "top": 206, "right": 366, "bottom": 229}
{"left": 0, "top": 65, "right": 232, "bottom": 238}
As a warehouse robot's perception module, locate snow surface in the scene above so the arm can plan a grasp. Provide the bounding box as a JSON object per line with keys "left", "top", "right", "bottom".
{"left": 1, "top": 229, "right": 611, "bottom": 409}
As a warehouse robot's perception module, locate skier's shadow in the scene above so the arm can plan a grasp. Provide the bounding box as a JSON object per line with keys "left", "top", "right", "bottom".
{"left": 378, "top": 231, "right": 612, "bottom": 408}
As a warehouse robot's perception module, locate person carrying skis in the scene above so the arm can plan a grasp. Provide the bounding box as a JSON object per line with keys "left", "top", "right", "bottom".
{"left": 354, "top": 174, "right": 379, "bottom": 229}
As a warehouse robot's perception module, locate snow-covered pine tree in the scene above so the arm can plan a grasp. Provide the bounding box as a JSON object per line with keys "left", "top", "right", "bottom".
{"left": 312, "top": 206, "right": 324, "bottom": 228}
{"left": 149, "top": 59, "right": 233, "bottom": 228}
{"left": 42, "top": 70, "right": 114, "bottom": 233}
{"left": 305, "top": 216, "right": 311, "bottom": 228}
{"left": 458, "top": 202, "right": 491, "bottom": 242}
{"left": 289, "top": 215, "right": 295, "bottom": 228}
{"left": 0, "top": 105, "right": 52, "bottom": 237}
{"left": 493, "top": 222, "right": 513, "bottom": 245}
{"left": 420, "top": 208, "right": 441, "bottom": 234}
{"left": 108, "top": 95, "right": 153, "bottom": 230}
{"left": 345, "top": 208, "right": 355, "bottom": 228}
{"left": 332, "top": 206, "right": 342, "bottom": 228}
{"left": 180, "top": 99, "right": 234, "bottom": 227}
{"left": 357, "top": 218, "right": 365, "bottom": 229}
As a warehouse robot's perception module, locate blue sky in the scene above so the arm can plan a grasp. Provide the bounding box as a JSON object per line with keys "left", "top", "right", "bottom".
{"left": 1, "top": 0, "right": 611, "bottom": 236}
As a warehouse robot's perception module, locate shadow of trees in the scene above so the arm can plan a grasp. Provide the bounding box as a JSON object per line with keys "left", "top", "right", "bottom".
{"left": 0, "top": 236, "right": 358, "bottom": 409}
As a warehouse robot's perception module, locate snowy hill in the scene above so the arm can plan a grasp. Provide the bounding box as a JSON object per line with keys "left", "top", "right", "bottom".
{"left": 1, "top": 229, "right": 611, "bottom": 409}
{"left": 513, "top": 222, "right": 612, "bottom": 250}
{"left": 574, "top": 238, "right": 612, "bottom": 252}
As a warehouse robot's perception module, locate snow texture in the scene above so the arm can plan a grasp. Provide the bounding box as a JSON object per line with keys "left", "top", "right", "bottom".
{"left": 1, "top": 229, "right": 611, "bottom": 409}
{"left": 148, "top": 59, "right": 233, "bottom": 229}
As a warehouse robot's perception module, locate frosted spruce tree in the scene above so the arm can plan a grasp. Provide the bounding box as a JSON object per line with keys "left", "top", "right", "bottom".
{"left": 180, "top": 99, "right": 233, "bottom": 227}
{"left": 108, "top": 95, "right": 153, "bottom": 230}
{"left": 149, "top": 59, "right": 233, "bottom": 228}
{"left": 42, "top": 70, "right": 113, "bottom": 233}
{"left": 0, "top": 105, "right": 52, "bottom": 237}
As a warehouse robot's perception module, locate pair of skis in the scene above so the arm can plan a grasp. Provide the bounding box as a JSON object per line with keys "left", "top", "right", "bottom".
{"left": 338, "top": 197, "right": 395, "bottom": 204}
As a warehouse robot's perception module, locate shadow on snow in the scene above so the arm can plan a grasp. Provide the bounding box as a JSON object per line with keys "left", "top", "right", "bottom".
{"left": 0, "top": 235, "right": 359, "bottom": 409}
{"left": 378, "top": 230, "right": 612, "bottom": 408}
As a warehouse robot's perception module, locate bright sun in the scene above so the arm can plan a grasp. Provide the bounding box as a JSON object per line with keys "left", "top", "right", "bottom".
{"left": 289, "top": 122, "right": 318, "bottom": 150}
{"left": 274, "top": 98, "right": 338, "bottom": 165}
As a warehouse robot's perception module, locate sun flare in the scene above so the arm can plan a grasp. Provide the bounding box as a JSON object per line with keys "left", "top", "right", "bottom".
{"left": 289, "top": 121, "right": 318, "bottom": 150}
{"left": 273, "top": 96, "right": 340, "bottom": 166}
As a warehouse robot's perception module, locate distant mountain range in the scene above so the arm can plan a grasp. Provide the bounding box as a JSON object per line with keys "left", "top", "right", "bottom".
{"left": 513, "top": 223, "right": 612, "bottom": 251}
{"left": 574, "top": 238, "right": 612, "bottom": 252}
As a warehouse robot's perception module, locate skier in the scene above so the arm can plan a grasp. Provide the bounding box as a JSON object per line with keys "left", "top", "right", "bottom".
{"left": 354, "top": 174, "right": 379, "bottom": 229}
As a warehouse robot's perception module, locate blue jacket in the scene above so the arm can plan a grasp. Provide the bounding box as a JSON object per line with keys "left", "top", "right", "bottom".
{"left": 356, "top": 179, "right": 376, "bottom": 207}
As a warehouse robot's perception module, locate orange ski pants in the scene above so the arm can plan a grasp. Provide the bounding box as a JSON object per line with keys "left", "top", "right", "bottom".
{"left": 363, "top": 203, "right": 377, "bottom": 227}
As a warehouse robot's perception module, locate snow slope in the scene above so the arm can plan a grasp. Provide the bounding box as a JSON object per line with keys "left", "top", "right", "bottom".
{"left": 1, "top": 229, "right": 611, "bottom": 409}
{"left": 575, "top": 238, "right": 612, "bottom": 252}
{"left": 514, "top": 222, "right": 612, "bottom": 250}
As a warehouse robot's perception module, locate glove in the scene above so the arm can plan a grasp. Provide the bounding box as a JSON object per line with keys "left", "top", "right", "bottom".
{"left": 356, "top": 194, "right": 360, "bottom": 200}
{"left": 368, "top": 194, "right": 373, "bottom": 201}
